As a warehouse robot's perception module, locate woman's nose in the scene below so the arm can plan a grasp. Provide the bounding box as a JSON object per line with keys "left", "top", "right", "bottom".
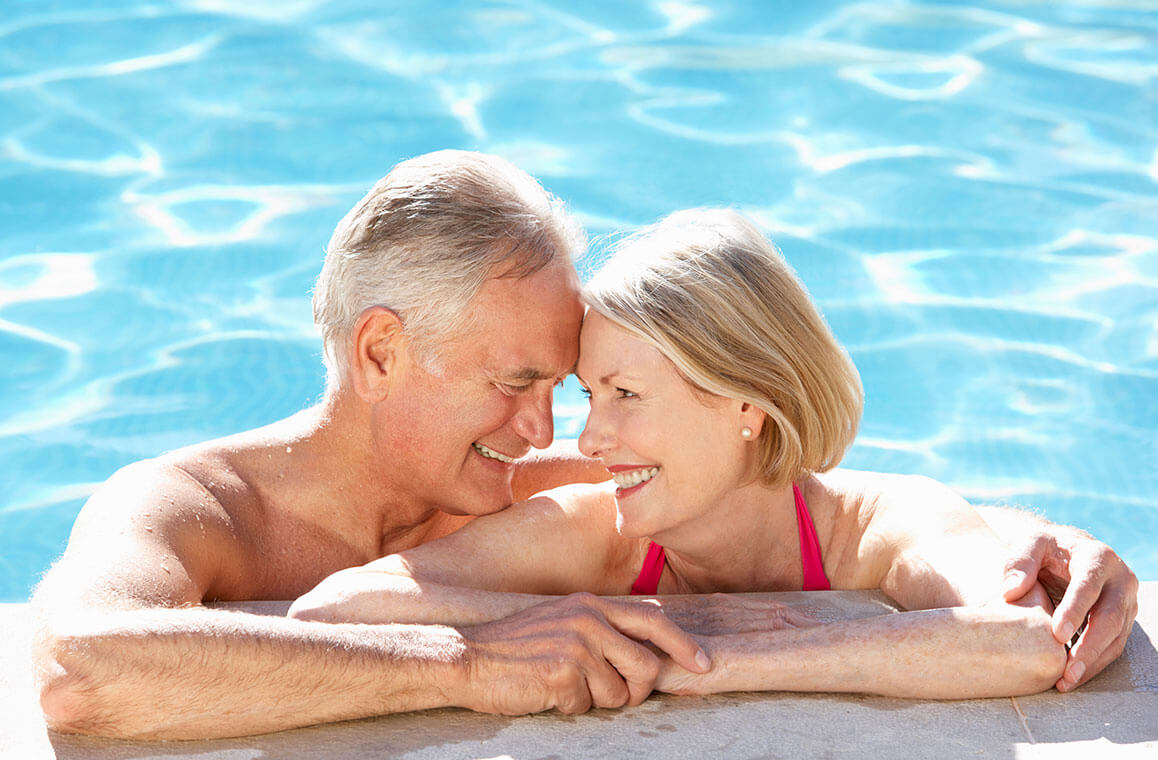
{"left": 578, "top": 404, "right": 611, "bottom": 459}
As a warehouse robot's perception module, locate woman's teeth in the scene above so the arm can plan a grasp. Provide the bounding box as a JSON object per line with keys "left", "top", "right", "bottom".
{"left": 612, "top": 467, "right": 659, "bottom": 489}
{"left": 473, "top": 443, "right": 515, "bottom": 463}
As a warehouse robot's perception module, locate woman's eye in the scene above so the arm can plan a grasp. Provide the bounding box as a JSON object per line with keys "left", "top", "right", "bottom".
{"left": 616, "top": 387, "right": 637, "bottom": 399}
{"left": 579, "top": 387, "right": 592, "bottom": 399}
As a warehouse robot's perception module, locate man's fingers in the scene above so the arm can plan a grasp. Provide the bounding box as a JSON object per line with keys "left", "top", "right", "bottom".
{"left": 598, "top": 599, "right": 711, "bottom": 674}
{"left": 552, "top": 663, "right": 595, "bottom": 715}
{"left": 592, "top": 634, "right": 661, "bottom": 707}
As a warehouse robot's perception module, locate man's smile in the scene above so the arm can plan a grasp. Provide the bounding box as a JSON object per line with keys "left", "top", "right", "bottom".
{"left": 472, "top": 442, "right": 517, "bottom": 464}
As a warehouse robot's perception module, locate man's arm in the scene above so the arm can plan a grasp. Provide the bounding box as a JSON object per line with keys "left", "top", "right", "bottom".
{"left": 31, "top": 462, "right": 707, "bottom": 739}
{"left": 977, "top": 505, "right": 1139, "bottom": 691}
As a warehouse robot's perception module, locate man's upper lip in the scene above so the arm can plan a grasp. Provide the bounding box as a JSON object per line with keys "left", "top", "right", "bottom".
{"left": 606, "top": 464, "right": 657, "bottom": 473}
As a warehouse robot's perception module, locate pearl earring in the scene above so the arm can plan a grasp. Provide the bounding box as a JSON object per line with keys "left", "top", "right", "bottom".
{"left": 741, "top": 426, "right": 753, "bottom": 439}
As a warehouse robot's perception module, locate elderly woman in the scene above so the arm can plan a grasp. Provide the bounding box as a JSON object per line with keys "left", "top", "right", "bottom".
{"left": 290, "top": 209, "right": 1069, "bottom": 699}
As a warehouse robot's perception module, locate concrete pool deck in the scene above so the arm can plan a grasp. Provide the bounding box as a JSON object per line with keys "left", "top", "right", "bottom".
{"left": 2, "top": 585, "right": 1156, "bottom": 759}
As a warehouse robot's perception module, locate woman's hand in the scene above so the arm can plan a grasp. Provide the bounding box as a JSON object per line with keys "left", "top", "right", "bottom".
{"left": 653, "top": 593, "right": 821, "bottom": 636}
{"left": 650, "top": 595, "right": 821, "bottom": 696}
{"left": 1001, "top": 526, "right": 1139, "bottom": 692}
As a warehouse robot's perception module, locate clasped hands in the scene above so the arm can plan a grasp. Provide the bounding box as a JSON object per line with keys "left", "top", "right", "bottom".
{"left": 458, "top": 535, "right": 1137, "bottom": 715}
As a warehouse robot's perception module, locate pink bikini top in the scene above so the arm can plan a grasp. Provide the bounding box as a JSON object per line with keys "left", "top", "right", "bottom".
{"left": 630, "top": 483, "right": 830, "bottom": 595}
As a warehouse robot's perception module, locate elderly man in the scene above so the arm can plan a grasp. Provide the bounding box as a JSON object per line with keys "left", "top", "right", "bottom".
{"left": 32, "top": 151, "right": 1138, "bottom": 740}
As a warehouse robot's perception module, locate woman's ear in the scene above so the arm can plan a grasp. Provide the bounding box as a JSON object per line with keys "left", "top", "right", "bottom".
{"left": 739, "top": 401, "right": 766, "bottom": 439}
{"left": 349, "top": 306, "right": 407, "bottom": 403}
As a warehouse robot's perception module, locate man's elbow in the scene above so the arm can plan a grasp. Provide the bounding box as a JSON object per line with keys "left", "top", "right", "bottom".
{"left": 33, "top": 629, "right": 113, "bottom": 737}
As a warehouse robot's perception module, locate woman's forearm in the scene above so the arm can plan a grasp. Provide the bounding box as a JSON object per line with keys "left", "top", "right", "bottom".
{"left": 658, "top": 604, "right": 1067, "bottom": 699}
{"left": 289, "top": 568, "right": 553, "bottom": 625}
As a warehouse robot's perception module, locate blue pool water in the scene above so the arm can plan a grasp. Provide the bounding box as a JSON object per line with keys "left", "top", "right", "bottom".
{"left": 1, "top": 1, "right": 1155, "bottom": 600}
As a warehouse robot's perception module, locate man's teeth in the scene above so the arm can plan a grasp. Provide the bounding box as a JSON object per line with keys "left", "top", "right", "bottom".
{"left": 473, "top": 443, "right": 515, "bottom": 463}
{"left": 612, "top": 467, "right": 660, "bottom": 489}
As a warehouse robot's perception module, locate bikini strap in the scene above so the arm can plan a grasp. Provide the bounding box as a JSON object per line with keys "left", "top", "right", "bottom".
{"left": 794, "top": 483, "right": 831, "bottom": 591}
{"left": 630, "top": 541, "right": 666, "bottom": 596}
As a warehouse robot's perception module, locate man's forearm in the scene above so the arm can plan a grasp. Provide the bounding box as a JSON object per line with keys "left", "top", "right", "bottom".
{"left": 34, "top": 605, "right": 467, "bottom": 739}
{"left": 658, "top": 605, "right": 1067, "bottom": 699}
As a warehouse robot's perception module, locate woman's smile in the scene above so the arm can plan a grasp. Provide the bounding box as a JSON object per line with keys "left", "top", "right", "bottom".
{"left": 607, "top": 465, "right": 661, "bottom": 495}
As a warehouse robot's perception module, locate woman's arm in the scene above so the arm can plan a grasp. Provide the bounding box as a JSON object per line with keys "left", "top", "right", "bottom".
{"left": 290, "top": 565, "right": 560, "bottom": 625}
{"left": 846, "top": 473, "right": 1054, "bottom": 611}
{"left": 645, "top": 471, "right": 1063, "bottom": 700}
{"left": 658, "top": 603, "right": 1066, "bottom": 699}
{"left": 288, "top": 483, "right": 630, "bottom": 625}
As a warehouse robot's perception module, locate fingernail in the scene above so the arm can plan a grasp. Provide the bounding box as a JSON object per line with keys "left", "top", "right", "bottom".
{"left": 1057, "top": 620, "right": 1076, "bottom": 643}
{"left": 1067, "top": 661, "right": 1085, "bottom": 684}
{"left": 1002, "top": 572, "right": 1024, "bottom": 593}
{"left": 695, "top": 650, "right": 712, "bottom": 672}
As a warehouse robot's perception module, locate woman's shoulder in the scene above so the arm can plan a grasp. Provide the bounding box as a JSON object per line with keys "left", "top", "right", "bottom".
{"left": 815, "top": 469, "right": 966, "bottom": 515}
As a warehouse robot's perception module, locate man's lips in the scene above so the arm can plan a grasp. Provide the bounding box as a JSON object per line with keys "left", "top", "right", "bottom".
{"left": 472, "top": 442, "right": 518, "bottom": 464}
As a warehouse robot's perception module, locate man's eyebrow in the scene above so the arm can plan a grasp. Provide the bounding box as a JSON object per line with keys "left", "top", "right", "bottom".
{"left": 505, "top": 366, "right": 574, "bottom": 382}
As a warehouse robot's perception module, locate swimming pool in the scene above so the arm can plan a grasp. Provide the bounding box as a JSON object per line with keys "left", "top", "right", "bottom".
{"left": 1, "top": 1, "right": 1155, "bottom": 601}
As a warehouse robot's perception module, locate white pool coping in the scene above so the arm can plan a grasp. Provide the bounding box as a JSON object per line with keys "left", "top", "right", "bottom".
{"left": 3, "top": 585, "right": 1155, "bottom": 759}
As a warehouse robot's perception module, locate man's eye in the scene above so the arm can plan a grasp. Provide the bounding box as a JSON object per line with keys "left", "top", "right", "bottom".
{"left": 497, "top": 382, "right": 532, "bottom": 395}
{"left": 616, "top": 387, "right": 637, "bottom": 399}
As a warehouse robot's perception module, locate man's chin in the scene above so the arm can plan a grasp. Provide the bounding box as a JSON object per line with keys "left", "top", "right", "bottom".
{"left": 439, "top": 483, "right": 514, "bottom": 517}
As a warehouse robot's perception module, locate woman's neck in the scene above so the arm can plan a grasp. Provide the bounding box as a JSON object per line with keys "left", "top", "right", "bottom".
{"left": 654, "top": 480, "right": 806, "bottom": 594}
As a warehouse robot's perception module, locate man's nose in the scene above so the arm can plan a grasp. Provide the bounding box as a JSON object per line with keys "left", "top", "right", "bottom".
{"left": 512, "top": 385, "right": 555, "bottom": 450}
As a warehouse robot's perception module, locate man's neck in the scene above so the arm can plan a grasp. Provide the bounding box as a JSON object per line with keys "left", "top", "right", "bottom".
{"left": 305, "top": 391, "right": 472, "bottom": 558}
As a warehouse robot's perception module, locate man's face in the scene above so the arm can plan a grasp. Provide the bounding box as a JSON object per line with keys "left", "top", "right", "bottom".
{"left": 379, "top": 261, "right": 584, "bottom": 516}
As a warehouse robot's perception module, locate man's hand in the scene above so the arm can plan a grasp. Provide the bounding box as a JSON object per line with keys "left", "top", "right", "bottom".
{"left": 1002, "top": 527, "right": 1139, "bottom": 692}
{"left": 457, "top": 593, "right": 711, "bottom": 715}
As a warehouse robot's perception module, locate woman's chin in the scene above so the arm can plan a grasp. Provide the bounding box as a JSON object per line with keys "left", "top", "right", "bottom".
{"left": 614, "top": 510, "right": 653, "bottom": 539}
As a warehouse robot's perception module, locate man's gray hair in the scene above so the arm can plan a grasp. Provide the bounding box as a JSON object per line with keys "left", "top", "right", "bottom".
{"left": 313, "top": 150, "right": 585, "bottom": 388}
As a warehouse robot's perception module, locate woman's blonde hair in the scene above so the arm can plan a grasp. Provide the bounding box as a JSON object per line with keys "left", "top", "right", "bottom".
{"left": 585, "top": 209, "right": 863, "bottom": 486}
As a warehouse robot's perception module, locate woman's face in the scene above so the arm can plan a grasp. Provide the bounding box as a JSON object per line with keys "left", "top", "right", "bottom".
{"left": 576, "top": 311, "right": 754, "bottom": 540}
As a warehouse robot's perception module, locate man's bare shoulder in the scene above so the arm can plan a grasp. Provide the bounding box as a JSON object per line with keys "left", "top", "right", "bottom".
{"left": 49, "top": 410, "right": 330, "bottom": 604}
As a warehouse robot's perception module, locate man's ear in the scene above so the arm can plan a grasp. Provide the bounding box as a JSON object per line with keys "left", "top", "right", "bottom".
{"left": 349, "top": 306, "right": 407, "bottom": 403}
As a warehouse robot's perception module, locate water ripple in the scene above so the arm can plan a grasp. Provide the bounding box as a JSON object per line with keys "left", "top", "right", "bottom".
{"left": 0, "top": 0, "right": 1154, "bottom": 599}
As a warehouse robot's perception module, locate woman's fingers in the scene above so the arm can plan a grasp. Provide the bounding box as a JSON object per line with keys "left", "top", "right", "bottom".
{"left": 1056, "top": 560, "right": 1139, "bottom": 691}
